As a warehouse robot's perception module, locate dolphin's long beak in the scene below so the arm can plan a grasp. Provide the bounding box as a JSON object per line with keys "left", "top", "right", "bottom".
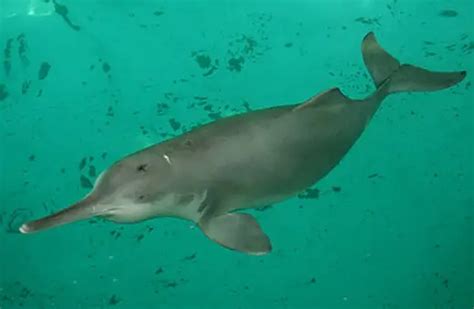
{"left": 19, "top": 194, "right": 98, "bottom": 234}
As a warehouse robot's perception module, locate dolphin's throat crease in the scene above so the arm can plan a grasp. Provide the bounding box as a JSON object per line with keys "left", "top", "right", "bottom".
{"left": 19, "top": 32, "right": 466, "bottom": 255}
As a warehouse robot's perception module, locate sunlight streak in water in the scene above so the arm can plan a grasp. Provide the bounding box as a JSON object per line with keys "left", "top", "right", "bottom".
{"left": 3, "top": 0, "right": 54, "bottom": 18}
{"left": 27, "top": 0, "right": 54, "bottom": 17}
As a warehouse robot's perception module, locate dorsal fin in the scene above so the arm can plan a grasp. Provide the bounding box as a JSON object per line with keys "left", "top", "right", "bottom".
{"left": 292, "top": 87, "right": 350, "bottom": 112}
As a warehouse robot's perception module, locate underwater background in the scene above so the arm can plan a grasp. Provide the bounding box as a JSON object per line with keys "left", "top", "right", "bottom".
{"left": 0, "top": 0, "right": 473, "bottom": 308}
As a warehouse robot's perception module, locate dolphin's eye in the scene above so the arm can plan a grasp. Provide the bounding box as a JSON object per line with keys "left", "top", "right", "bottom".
{"left": 137, "top": 163, "right": 148, "bottom": 172}
{"left": 136, "top": 193, "right": 151, "bottom": 202}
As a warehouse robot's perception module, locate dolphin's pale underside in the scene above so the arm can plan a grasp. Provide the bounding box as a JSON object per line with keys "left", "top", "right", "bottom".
{"left": 19, "top": 33, "right": 466, "bottom": 255}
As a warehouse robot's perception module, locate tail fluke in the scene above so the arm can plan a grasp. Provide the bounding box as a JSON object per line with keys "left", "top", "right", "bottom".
{"left": 386, "top": 64, "right": 466, "bottom": 93}
{"left": 361, "top": 32, "right": 466, "bottom": 93}
{"left": 362, "top": 32, "right": 400, "bottom": 87}
{"left": 19, "top": 196, "right": 96, "bottom": 234}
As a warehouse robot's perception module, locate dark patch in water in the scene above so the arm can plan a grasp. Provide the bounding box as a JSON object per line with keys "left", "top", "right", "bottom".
{"left": 107, "top": 106, "right": 114, "bottom": 117}
{"left": 79, "top": 157, "right": 87, "bottom": 170}
{"left": 183, "top": 253, "right": 196, "bottom": 261}
{"left": 228, "top": 56, "right": 244, "bottom": 72}
{"left": 242, "top": 101, "right": 252, "bottom": 112}
{"left": 80, "top": 175, "right": 93, "bottom": 188}
{"left": 169, "top": 118, "right": 181, "bottom": 131}
{"left": 102, "top": 62, "right": 111, "bottom": 74}
{"left": 164, "top": 281, "right": 178, "bottom": 288}
{"left": 52, "top": 0, "right": 81, "bottom": 31}
{"left": 3, "top": 38, "right": 13, "bottom": 75}
{"left": 439, "top": 10, "right": 458, "bottom": 17}
{"left": 195, "top": 54, "right": 211, "bottom": 69}
{"left": 0, "top": 84, "right": 9, "bottom": 101}
{"left": 194, "top": 96, "right": 207, "bottom": 103}
{"left": 442, "top": 278, "right": 449, "bottom": 288}
{"left": 22, "top": 80, "right": 31, "bottom": 94}
{"left": 17, "top": 34, "right": 29, "bottom": 65}
{"left": 192, "top": 51, "right": 219, "bottom": 76}
{"left": 298, "top": 187, "right": 320, "bottom": 199}
{"left": 108, "top": 294, "right": 121, "bottom": 305}
{"left": 88, "top": 165, "right": 96, "bottom": 177}
{"left": 139, "top": 125, "right": 148, "bottom": 136}
{"left": 462, "top": 41, "right": 474, "bottom": 54}
{"left": 110, "top": 229, "right": 122, "bottom": 239}
{"left": 208, "top": 112, "right": 221, "bottom": 120}
{"left": 241, "top": 36, "right": 257, "bottom": 53}
{"left": 354, "top": 17, "right": 381, "bottom": 26}
{"left": 445, "top": 43, "right": 456, "bottom": 51}
{"left": 203, "top": 65, "right": 218, "bottom": 76}
{"left": 38, "top": 62, "right": 51, "bottom": 80}
{"left": 156, "top": 102, "right": 170, "bottom": 115}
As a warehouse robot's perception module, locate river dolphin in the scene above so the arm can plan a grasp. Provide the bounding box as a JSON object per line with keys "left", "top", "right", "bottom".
{"left": 20, "top": 32, "right": 466, "bottom": 255}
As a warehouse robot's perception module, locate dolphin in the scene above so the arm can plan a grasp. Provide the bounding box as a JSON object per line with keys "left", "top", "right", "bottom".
{"left": 19, "top": 32, "right": 466, "bottom": 255}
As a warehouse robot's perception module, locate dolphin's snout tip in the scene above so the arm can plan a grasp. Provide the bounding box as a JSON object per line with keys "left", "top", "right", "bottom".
{"left": 19, "top": 224, "right": 31, "bottom": 234}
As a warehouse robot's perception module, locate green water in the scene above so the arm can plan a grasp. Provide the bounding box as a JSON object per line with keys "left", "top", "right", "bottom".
{"left": 1, "top": 0, "right": 473, "bottom": 308}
